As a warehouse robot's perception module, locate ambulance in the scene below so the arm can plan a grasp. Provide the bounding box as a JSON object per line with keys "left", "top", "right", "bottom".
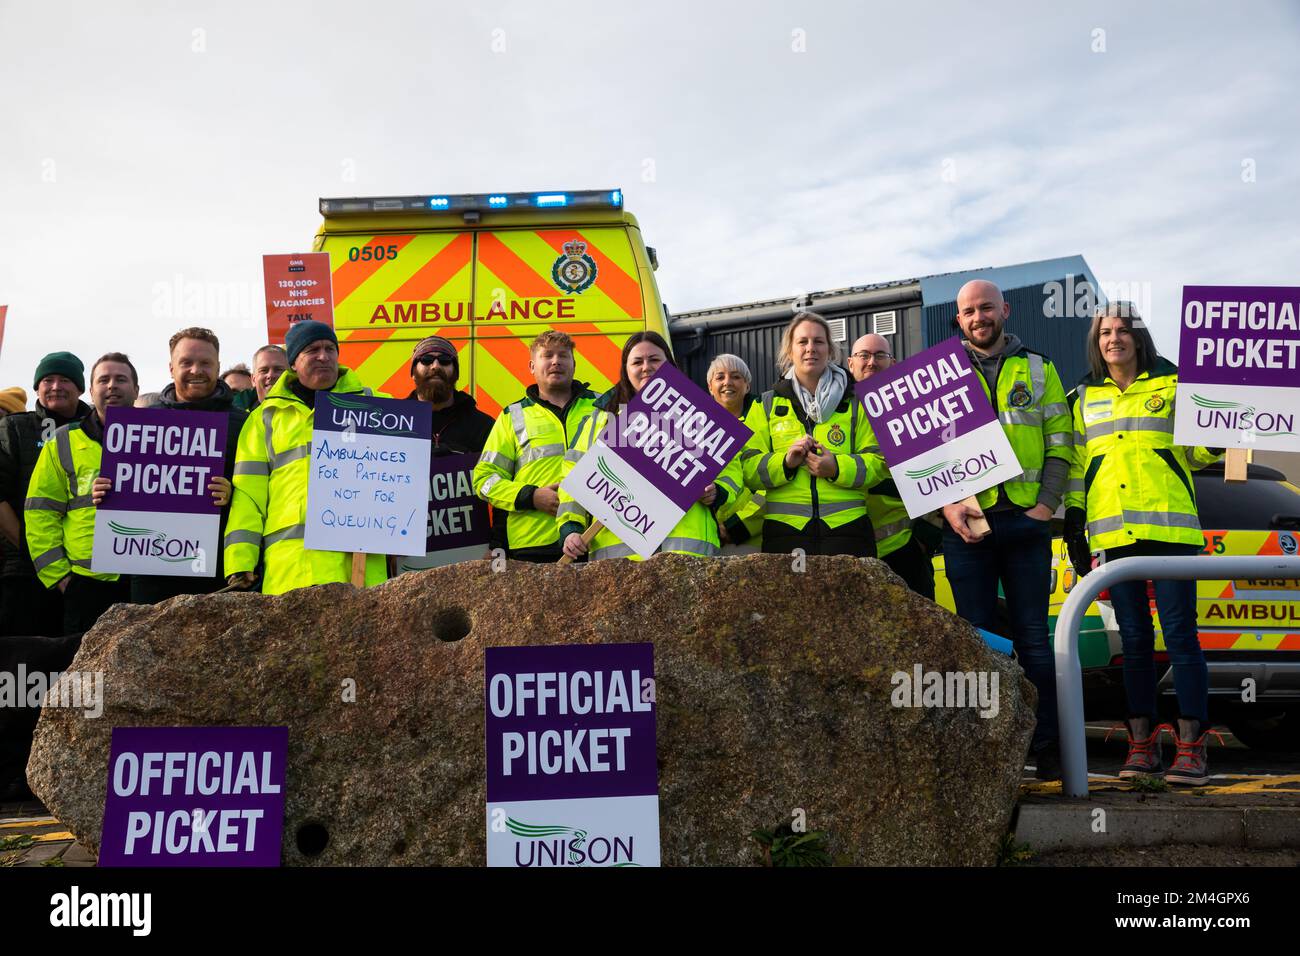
{"left": 312, "top": 189, "right": 669, "bottom": 415}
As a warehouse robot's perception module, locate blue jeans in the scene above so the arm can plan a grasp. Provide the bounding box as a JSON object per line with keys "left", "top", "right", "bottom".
{"left": 1103, "top": 540, "right": 1208, "bottom": 723}
{"left": 942, "top": 509, "right": 1056, "bottom": 749}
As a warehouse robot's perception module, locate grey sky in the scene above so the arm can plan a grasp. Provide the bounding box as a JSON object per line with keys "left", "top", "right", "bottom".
{"left": 1, "top": 0, "right": 1297, "bottom": 393}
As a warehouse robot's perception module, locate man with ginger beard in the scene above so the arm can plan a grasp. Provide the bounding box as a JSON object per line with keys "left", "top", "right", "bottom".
{"left": 407, "top": 336, "right": 493, "bottom": 456}
{"left": 92, "top": 327, "right": 246, "bottom": 605}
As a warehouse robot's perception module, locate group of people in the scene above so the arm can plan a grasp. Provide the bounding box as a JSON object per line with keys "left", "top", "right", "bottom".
{"left": 0, "top": 277, "right": 1224, "bottom": 791}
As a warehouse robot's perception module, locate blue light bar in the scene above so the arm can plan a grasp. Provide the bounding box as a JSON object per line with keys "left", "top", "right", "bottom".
{"left": 320, "top": 189, "right": 623, "bottom": 217}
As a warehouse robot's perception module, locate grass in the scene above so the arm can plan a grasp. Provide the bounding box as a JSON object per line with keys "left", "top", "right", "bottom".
{"left": 997, "top": 832, "right": 1036, "bottom": 866}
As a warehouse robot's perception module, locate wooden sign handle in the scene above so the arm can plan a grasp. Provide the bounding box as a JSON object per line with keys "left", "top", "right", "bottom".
{"left": 558, "top": 521, "right": 604, "bottom": 565}
{"left": 351, "top": 551, "right": 368, "bottom": 586}
{"left": 1224, "top": 448, "right": 1251, "bottom": 484}
{"left": 960, "top": 496, "right": 991, "bottom": 538}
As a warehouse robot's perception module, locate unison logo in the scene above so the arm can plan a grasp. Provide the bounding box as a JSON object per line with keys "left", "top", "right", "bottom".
{"left": 507, "top": 817, "right": 638, "bottom": 867}
{"left": 584, "top": 455, "right": 655, "bottom": 540}
{"left": 108, "top": 521, "right": 200, "bottom": 563}
{"left": 329, "top": 394, "right": 417, "bottom": 435}
{"left": 904, "top": 451, "right": 1000, "bottom": 496}
{"left": 1190, "top": 394, "right": 1297, "bottom": 437}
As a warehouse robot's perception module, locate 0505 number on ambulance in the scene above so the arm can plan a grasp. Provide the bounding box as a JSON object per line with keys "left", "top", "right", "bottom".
{"left": 312, "top": 189, "right": 669, "bottom": 416}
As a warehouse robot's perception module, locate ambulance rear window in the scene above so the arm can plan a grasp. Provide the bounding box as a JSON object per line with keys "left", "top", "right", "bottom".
{"left": 1194, "top": 465, "right": 1300, "bottom": 531}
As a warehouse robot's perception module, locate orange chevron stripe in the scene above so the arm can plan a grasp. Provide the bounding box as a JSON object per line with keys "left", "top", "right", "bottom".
{"left": 565, "top": 322, "right": 626, "bottom": 378}
{"left": 476, "top": 233, "right": 555, "bottom": 297}
{"left": 479, "top": 336, "right": 535, "bottom": 393}
{"left": 379, "top": 364, "right": 416, "bottom": 401}
{"left": 478, "top": 392, "right": 502, "bottom": 418}
{"left": 387, "top": 233, "right": 472, "bottom": 301}
{"left": 536, "top": 229, "right": 643, "bottom": 318}
{"left": 338, "top": 325, "right": 398, "bottom": 367}
{"left": 332, "top": 235, "right": 416, "bottom": 305}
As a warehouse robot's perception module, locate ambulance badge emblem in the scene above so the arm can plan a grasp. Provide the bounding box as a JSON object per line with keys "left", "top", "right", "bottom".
{"left": 552, "top": 240, "right": 598, "bottom": 294}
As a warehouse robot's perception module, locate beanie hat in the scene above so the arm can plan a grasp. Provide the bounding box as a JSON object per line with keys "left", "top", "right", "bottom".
{"left": 285, "top": 321, "right": 339, "bottom": 366}
{"left": 0, "top": 386, "right": 27, "bottom": 414}
{"left": 32, "top": 351, "right": 85, "bottom": 392}
{"left": 410, "top": 335, "right": 459, "bottom": 377}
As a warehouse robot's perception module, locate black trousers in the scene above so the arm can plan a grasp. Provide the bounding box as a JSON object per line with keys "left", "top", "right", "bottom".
{"left": 761, "top": 514, "right": 877, "bottom": 558}
{"left": 62, "top": 575, "right": 131, "bottom": 637}
{"left": 882, "top": 536, "right": 937, "bottom": 601}
{"left": 0, "top": 574, "right": 64, "bottom": 639}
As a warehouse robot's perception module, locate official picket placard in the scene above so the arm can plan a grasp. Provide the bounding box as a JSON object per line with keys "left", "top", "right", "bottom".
{"left": 396, "top": 452, "right": 491, "bottom": 572}
{"left": 304, "top": 392, "right": 432, "bottom": 556}
{"left": 1174, "top": 285, "right": 1300, "bottom": 453}
{"left": 92, "top": 407, "right": 228, "bottom": 576}
{"left": 855, "top": 337, "right": 1022, "bottom": 517}
{"left": 99, "top": 726, "right": 287, "bottom": 867}
{"left": 560, "top": 364, "right": 751, "bottom": 558}
{"left": 485, "top": 643, "right": 659, "bottom": 868}
{"left": 263, "top": 252, "right": 333, "bottom": 345}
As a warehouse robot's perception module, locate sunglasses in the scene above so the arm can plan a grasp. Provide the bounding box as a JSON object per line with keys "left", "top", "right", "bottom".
{"left": 415, "top": 354, "right": 455, "bottom": 367}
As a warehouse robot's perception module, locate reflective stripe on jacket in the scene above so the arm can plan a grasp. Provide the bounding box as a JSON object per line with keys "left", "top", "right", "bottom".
{"left": 970, "top": 347, "right": 1073, "bottom": 510}
{"left": 223, "top": 368, "right": 389, "bottom": 595}
{"left": 556, "top": 399, "right": 742, "bottom": 560}
{"left": 1065, "top": 358, "right": 1221, "bottom": 551}
{"left": 741, "top": 381, "right": 885, "bottom": 532}
{"left": 473, "top": 385, "right": 597, "bottom": 552}
{"left": 25, "top": 419, "right": 117, "bottom": 586}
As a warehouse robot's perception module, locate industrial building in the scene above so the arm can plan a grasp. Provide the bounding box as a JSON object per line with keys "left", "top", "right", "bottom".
{"left": 669, "top": 255, "right": 1102, "bottom": 395}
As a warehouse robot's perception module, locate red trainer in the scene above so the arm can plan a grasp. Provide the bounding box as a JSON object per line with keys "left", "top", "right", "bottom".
{"left": 1166, "top": 718, "right": 1215, "bottom": 787}
{"left": 1113, "top": 717, "right": 1163, "bottom": 779}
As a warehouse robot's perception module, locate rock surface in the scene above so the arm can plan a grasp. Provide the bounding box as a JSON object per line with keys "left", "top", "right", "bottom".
{"left": 28, "top": 554, "right": 1036, "bottom": 866}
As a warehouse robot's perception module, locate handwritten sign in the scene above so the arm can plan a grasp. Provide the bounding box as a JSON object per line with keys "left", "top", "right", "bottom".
{"left": 263, "top": 252, "right": 333, "bottom": 345}
{"left": 304, "top": 393, "right": 431, "bottom": 556}
{"left": 92, "top": 407, "right": 228, "bottom": 576}
{"left": 397, "top": 452, "right": 492, "bottom": 572}
{"left": 485, "top": 643, "right": 659, "bottom": 868}
{"left": 1174, "top": 285, "right": 1300, "bottom": 453}
{"left": 855, "top": 337, "right": 1021, "bottom": 517}
{"left": 560, "top": 364, "right": 751, "bottom": 558}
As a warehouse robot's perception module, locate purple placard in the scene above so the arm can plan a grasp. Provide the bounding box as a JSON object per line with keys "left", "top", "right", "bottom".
{"left": 854, "top": 337, "right": 997, "bottom": 465}
{"left": 100, "top": 407, "right": 229, "bottom": 515}
{"left": 99, "top": 726, "right": 287, "bottom": 867}
{"left": 426, "top": 452, "right": 490, "bottom": 552}
{"left": 1177, "top": 285, "right": 1300, "bottom": 387}
{"left": 597, "top": 363, "right": 751, "bottom": 512}
{"left": 314, "top": 391, "right": 432, "bottom": 439}
{"left": 486, "top": 643, "right": 657, "bottom": 804}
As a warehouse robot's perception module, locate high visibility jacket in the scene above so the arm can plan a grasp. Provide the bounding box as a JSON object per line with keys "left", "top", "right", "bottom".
{"left": 967, "top": 345, "right": 1073, "bottom": 510}
{"left": 224, "top": 368, "right": 389, "bottom": 595}
{"left": 865, "top": 474, "right": 911, "bottom": 558}
{"left": 716, "top": 395, "right": 766, "bottom": 547}
{"left": 25, "top": 417, "right": 119, "bottom": 587}
{"left": 474, "top": 383, "right": 598, "bottom": 554}
{"left": 1065, "top": 358, "right": 1220, "bottom": 552}
{"left": 741, "top": 380, "right": 885, "bottom": 534}
{"left": 556, "top": 397, "right": 743, "bottom": 560}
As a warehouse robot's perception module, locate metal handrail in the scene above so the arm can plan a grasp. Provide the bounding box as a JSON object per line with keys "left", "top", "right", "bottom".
{"left": 1055, "top": 554, "right": 1300, "bottom": 797}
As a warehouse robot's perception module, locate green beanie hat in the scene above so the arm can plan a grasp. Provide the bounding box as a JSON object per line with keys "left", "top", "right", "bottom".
{"left": 33, "top": 352, "right": 85, "bottom": 392}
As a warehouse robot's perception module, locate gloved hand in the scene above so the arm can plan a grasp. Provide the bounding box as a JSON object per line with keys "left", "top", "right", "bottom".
{"left": 1064, "top": 506, "right": 1091, "bottom": 578}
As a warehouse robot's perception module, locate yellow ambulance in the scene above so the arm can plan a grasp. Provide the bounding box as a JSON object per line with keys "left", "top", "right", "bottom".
{"left": 312, "top": 189, "right": 668, "bottom": 414}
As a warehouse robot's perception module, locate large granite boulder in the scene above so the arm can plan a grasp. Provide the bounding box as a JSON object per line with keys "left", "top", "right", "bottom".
{"left": 28, "top": 554, "right": 1035, "bottom": 865}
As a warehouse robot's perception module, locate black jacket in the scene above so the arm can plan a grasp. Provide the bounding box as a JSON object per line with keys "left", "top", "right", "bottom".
{"left": 404, "top": 389, "right": 495, "bottom": 457}
{"left": 129, "top": 382, "right": 248, "bottom": 605}
{"left": 0, "top": 400, "right": 92, "bottom": 577}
